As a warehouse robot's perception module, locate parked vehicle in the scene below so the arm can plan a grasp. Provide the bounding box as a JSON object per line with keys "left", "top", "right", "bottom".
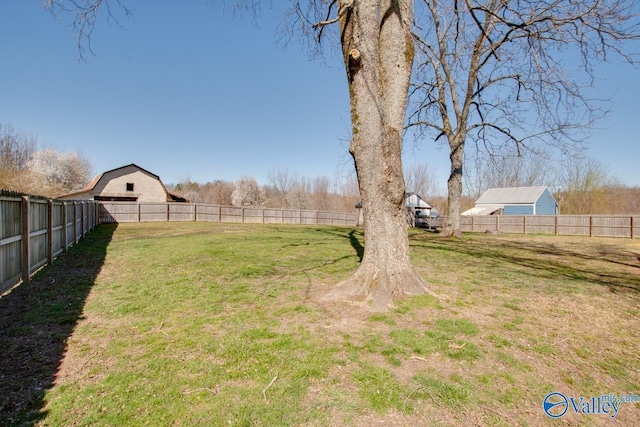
{"left": 414, "top": 209, "right": 442, "bottom": 229}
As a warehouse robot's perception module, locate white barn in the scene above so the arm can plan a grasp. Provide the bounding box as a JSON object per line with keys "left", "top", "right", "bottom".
{"left": 60, "top": 164, "right": 187, "bottom": 202}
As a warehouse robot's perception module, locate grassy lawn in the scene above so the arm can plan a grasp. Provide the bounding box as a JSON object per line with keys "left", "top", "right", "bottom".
{"left": 1, "top": 222, "right": 639, "bottom": 426}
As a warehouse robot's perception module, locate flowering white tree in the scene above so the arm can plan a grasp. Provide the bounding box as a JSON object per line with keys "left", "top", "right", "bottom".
{"left": 28, "top": 148, "right": 92, "bottom": 195}
{"left": 231, "top": 175, "right": 262, "bottom": 207}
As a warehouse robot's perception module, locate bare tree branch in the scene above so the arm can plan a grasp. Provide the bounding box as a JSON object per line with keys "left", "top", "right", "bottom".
{"left": 44, "top": 0, "right": 134, "bottom": 61}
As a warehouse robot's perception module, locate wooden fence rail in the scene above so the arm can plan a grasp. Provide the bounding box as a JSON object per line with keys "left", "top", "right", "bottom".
{"left": 460, "top": 214, "right": 639, "bottom": 238}
{"left": 98, "top": 202, "right": 358, "bottom": 227}
{"left": 0, "top": 192, "right": 99, "bottom": 295}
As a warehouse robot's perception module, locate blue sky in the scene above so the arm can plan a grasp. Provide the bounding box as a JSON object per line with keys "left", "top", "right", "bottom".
{"left": 1, "top": 1, "right": 639, "bottom": 190}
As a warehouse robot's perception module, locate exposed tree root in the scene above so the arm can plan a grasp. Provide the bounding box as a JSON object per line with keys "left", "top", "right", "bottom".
{"left": 440, "top": 226, "right": 464, "bottom": 238}
{"left": 321, "top": 261, "right": 435, "bottom": 312}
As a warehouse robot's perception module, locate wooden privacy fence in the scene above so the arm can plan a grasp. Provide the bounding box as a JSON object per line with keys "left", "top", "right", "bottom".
{"left": 460, "top": 215, "right": 639, "bottom": 238}
{"left": 0, "top": 191, "right": 99, "bottom": 294}
{"left": 99, "top": 202, "right": 358, "bottom": 227}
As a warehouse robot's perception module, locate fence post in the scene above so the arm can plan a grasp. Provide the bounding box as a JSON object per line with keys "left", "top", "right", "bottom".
{"left": 193, "top": 204, "right": 197, "bottom": 222}
{"left": 21, "top": 196, "right": 30, "bottom": 286}
{"left": 589, "top": 216, "right": 593, "bottom": 237}
{"left": 496, "top": 215, "right": 500, "bottom": 232}
{"left": 81, "top": 202, "right": 86, "bottom": 238}
{"left": 241, "top": 208, "right": 245, "bottom": 224}
{"left": 218, "top": 206, "right": 222, "bottom": 223}
{"left": 47, "top": 200, "right": 54, "bottom": 265}
{"left": 631, "top": 216, "right": 634, "bottom": 239}
{"left": 73, "top": 202, "right": 78, "bottom": 244}
{"left": 555, "top": 215, "right": 559, "bottom": 236}
{"left": 262, "top": 208, "right": 265, "bottom": 224}
{"left": 62, "top": 202, "right": 68, "bottom": 252}
{"left": 523, "top": 216, "right": 527, "bottom": 235}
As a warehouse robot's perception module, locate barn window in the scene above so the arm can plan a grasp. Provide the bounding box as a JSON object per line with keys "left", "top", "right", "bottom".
{"left": 126, "top": 183, "right": 134, "bottom": 192}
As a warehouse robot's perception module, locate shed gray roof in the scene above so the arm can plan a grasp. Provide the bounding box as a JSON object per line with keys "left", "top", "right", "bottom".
{"left": 475, "top": 186, "right": 549, "bottom": 205}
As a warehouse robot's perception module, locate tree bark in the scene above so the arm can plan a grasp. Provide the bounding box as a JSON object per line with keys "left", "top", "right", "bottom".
{"left": 322, "top": 0, "right": 431, "bottom": 311}
{"left": 442, "top": 136, "right": 464, "bottom": 237}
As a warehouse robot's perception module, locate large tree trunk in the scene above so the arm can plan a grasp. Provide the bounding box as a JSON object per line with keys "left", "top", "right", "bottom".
{"left": 322, "top": 0, "right": 431, "bottom": 311}
{"left": 442, "top": 137, "right": 464, "bottom": 237}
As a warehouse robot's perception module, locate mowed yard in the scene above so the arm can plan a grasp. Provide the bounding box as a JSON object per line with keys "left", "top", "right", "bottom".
{"left": 1, "top": 222, "right": 639, "bottom": 426}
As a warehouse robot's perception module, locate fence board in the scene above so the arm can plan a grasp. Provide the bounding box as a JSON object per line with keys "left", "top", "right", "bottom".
{"left": 65, "top": 203, "right": 75, "bottom": 247}
{"left": 264, "top": 209, "right": 283, "bottom": 224}
{"left": 1, "top": 240, "right": 21, "bottom": 293}
{"left": 100, "top": 202, "right": 137, "bottom": 223}
{"left": 195, "top": 205, "right": 220, "bottom": 222}
{"left": 524, "top": 215, "right": 557, "bottom": 235}
{"left": 29, "top": 200, "right": 48, "bottom": 273}
{"left": 591, "top": 216, "right": 633, "bottom": 238}
{"left": 220, "top": 206, "right": 243, "bottom": 223}
{"left": 169, "top": 204, "right": 196, "bottom": 222}
{"left": 139, "top": 203, "right": 169, "bottom": 222}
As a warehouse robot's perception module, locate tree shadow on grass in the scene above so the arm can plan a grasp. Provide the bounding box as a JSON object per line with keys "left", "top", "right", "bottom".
{"left": 348, "top": 230, "right": 364, "bottom": 262}
{"left": 0, "top": 223, "right": 117, "bottom": 426}
{"left": 314, "top": 228, "right": 364, "bottom": 262}
{"left": 411, "top": 232, "right": 640, "bottom": 295}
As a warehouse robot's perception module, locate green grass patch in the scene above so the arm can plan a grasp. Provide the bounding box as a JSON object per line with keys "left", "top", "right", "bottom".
{"left": 353, "top": 365, "right": 407, "bottom": 412}
{"left": 413, "top": 374, "right": 474, "bottom": 408}
{"left": 2, "top": 223, "right": 639, "bottom": 426}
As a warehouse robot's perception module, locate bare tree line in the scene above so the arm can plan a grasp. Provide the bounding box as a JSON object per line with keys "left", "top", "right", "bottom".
{"left": 0, "top": 123, "right": 92, "bottom": 197}
{"left": 171, "top": 168, "right": 360, "bottom": 213}
{"left": 463, "top": 150, "right": 640, "bottom": 215}
{"left": 171, "top": 155, "right": 639, "bottom": 217}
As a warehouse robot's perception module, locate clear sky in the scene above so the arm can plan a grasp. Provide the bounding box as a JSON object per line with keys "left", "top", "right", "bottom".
{"left": 1, "top": 1, "right": 639, "bottom": 191}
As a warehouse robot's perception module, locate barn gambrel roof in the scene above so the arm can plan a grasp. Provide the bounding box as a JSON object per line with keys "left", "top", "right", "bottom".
{"left": 59, "top": 163, "right": 188, "bottom": 202}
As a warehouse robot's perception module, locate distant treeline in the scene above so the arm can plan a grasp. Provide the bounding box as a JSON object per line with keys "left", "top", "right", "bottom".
{"left": 168, "top": 169, "right": 361, "bottom": 213}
